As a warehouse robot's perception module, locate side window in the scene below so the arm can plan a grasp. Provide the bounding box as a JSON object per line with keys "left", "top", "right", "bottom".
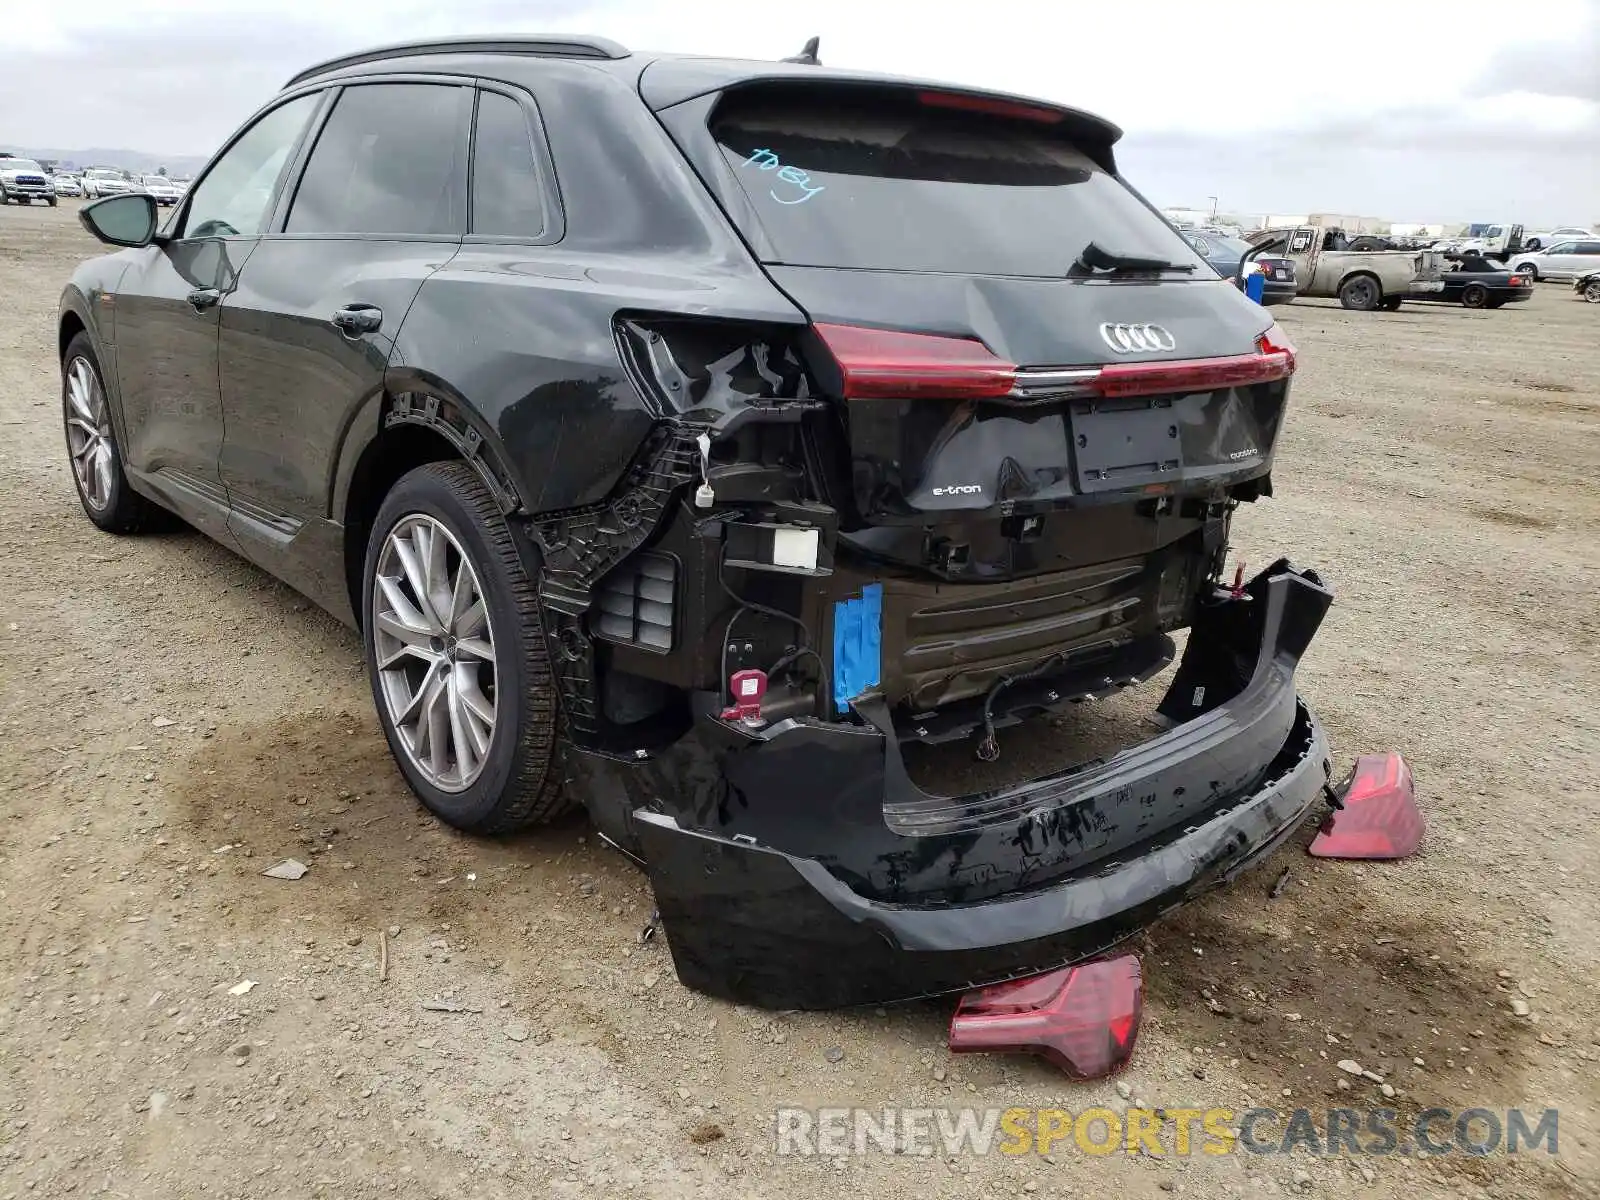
{"left": 286, "top": 83, "right": 468, "bottom": 236}
{"left": 1183, "top": 234, "right": 1209, "bottom": 257}
{"left": 1579, "top": 241, "right": 1600, "bottom": 255}
{"left": 471, "top": 90, "right": 545, "bottom": 238}
{"left": 180, "top": 93, "right": 319, "bottom": 240}
{"left": 1547, "top": 242, "right": 1576, "bottom": 254}
{"left": 1288, "top": 230, "right": 1315, "bottom": 253}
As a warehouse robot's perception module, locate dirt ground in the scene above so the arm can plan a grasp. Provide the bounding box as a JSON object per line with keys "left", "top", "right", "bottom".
{"left": 2, "top": 200, "right": 1597, "bottom": 1200}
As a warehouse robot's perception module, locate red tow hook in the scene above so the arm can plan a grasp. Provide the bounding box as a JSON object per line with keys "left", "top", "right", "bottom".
{"left": 1229, "top": 561, "right": 1248, "bottom": 599}
{"left": 719, "top": 669, "right": 769, "bottom": 728}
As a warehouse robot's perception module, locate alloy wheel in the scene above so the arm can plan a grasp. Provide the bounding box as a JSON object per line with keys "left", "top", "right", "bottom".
{"left": 64, "top": 355, "right": 114, "bottom": 511}
{"left": 372, "top": 515, "right": 498, "bottom": 792}
{"left": 1585, "top": 281, "right": 1600, "bottom": 303}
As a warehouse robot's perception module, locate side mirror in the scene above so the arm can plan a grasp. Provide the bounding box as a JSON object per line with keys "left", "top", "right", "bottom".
{"left": 79, "top": 194, "right": 158, "bottom": 248}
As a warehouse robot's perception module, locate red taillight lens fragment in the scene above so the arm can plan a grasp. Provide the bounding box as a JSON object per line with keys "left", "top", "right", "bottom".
{"left": 813, "top": 323, "right": 1017, "bottom": 400}
{"left": 947, "top": 955, "right": 1143, "bottom": 1079}
{"left": 1308, "top": 752, "right": 1424, "bottom": 860}
{"left": 1256, "top": 324, "right": 1298, "bottom": 373}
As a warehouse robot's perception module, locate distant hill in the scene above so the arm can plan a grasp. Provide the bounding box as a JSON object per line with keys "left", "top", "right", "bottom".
{"left": 3, "top": 147, "right": 210, "bottom": 177}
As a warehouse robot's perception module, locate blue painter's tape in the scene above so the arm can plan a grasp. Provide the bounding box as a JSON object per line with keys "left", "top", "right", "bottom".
{"left": 832, "top": 583, "right": 883, "bottom": 713}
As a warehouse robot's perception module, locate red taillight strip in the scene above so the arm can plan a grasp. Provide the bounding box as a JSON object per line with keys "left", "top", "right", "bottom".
{"left": 814, "top": 323, "right": 1296, "bottom": 402}
{"left": 813, "top": 322, "right": 1017, "bottom": 400}
{"left": 1095, "top": 349, "right": 1292, "bottom": 398}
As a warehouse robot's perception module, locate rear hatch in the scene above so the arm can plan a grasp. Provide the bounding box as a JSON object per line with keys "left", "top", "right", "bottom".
{"left": 651, "top": 79, "right": 1293, "bottom": 524}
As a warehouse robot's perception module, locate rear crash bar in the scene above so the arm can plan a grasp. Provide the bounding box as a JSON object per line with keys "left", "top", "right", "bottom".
{"left": 588, "top": 561, "right": 1334, "bottom": 1009}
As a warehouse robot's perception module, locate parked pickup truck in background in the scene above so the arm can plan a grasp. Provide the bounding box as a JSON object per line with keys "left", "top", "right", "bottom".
{"left": 1246, "top": 226, "right": 1444, "bottom": 311}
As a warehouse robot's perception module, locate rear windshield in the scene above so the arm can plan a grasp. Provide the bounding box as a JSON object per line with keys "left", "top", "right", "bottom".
{"left": 708, "top": 85, "right": 1203, "bottom": 277}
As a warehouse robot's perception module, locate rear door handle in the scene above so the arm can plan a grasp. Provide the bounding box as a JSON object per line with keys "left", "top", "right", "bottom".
{"left": 331, "top": 304, "right": 383, "bottom": 337}
{"left": 187, "top": 288, "right": 221, "bottom": 312}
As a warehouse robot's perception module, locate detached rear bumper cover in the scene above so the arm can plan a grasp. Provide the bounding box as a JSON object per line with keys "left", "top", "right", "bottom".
{"left": 625, "top": 561, "right": 1333, "bottom": 1009}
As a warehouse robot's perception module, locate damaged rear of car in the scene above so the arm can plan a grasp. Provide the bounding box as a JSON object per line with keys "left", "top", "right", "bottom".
{"left": 556, "top": 67, "right": 1335, "bottom": 1007}
{"left": 65, "top": 38, "right": 1334, "bottom": 1011}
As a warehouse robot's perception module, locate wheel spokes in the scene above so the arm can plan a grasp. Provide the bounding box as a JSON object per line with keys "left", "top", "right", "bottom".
{"left": 372, "top": 513, "right": 498, "bottom": 793}
{"left": 391, "top": 534, "right": 441, "bottom": 631}
{"left": 92, "top": 443, "right": 113, "bottom": 506}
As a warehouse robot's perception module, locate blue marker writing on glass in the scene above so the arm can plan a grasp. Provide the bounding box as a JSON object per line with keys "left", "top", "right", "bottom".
{"left": 742, "top": 148, "right": 825, "bottom": 205}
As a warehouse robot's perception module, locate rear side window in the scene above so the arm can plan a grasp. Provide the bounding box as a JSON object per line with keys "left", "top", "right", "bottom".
{"left": 286, "top": 83, "right": 468, "bottom": 236}
{"left": 471, "top": 90, "right": 544, "bottom": 238}
{"left": 708, "top": 85, "right": 1204, "bottom": 277}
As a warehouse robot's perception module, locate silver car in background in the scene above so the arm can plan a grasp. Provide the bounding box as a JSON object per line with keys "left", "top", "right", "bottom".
{"left": 134, "top": 175, "right": 183, "bottom": 206}
{"left": 80, "top": 168, "right": 132, "bottom": 199}
{"left": 1513, "top": 239, "right": 1600, "bottom": 282}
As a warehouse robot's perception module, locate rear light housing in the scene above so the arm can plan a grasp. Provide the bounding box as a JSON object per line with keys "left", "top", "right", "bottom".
{"left": 815, "top": 323, "right": 1295, "bottom": 403}
{"left": 948, "top": 955, "right": 1143, "bottom": 1079}
{"left": 1308, "top": 752, "right": 1424, "bottom": 860}
{"left": 813, "top": 323, "right": 1016, "bottom": 400}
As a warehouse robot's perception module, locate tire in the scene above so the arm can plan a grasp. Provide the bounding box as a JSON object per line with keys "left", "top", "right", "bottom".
{"left": 363, "top": 460, "right": 573, "bottom": 834}
{"left": 1584, "top": 281, "right": 1600, "bottom": 304}
{"left": 48, "top": 196, "right": 57, "bottom": 208}
{"left": 1461, "top": 283, "right": 1489, "bottom": 308}
{"left": 61, "top": 333, "right": 164, "bottom": 534}
{"left": 1339, "top": 275, "right": 1381, "bottom": 311}
{"left": 1516, "top": 264, "right": 1539, "bottom": 282}
{"left": 1525, "top": 238, "right": 1542, "bottom": 251}
{"left": 1381, "top": 296, "right": 1403, "bottom": 311}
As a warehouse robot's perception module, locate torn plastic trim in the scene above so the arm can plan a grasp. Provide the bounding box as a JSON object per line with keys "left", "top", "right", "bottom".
{"left": 632, "top": 696, "right": 1327, "bottom": 1007}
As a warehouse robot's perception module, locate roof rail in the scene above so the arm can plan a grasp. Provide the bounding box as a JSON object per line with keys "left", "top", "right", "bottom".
{"left": 284, "top": 35, "right": 630, "bottom": 88}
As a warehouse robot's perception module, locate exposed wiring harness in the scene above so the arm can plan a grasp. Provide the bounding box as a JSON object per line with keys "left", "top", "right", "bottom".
{"left": 976, "top": 652, "right": 1065, "bottom": 763}
{"left": 715, "top": 547, "right": 829, "bottom": 709}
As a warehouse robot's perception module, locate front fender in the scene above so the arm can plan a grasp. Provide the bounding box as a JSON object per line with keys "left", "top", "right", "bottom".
{"left": 58, "top": 258, "right": 133, "bottom": 439}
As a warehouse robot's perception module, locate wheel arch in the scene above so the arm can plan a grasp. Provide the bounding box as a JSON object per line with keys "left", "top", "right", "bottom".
{"left": 58, "top": 307, "right": 89, "bottom": 363}
{"left": 335, "top": 379, "right": 527, "bottom": 629}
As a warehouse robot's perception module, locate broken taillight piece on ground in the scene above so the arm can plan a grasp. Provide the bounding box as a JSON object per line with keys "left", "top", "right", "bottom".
{"left": 1309, "top": 751, "right": 1424, "bottom": 860}
{"left": 947, "top": 955, "right": 1142, "bottom": 1079}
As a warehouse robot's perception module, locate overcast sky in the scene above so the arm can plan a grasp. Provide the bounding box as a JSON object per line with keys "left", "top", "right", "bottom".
{"left": 7, "top": 0, "right": 1598, "bottom": 225}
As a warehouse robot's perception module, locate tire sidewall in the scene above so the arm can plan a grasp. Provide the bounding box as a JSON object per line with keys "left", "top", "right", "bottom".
{"left": 362, "top": 466, "right": 536, "bottom": 830}
{"left": 1340, "top": 276, "right": 1379, "bottom": 311}
{"left": 1462, "top": 284, "right": 1488, "bottom": 308}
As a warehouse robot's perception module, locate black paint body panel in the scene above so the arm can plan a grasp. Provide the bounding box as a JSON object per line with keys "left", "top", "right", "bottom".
{"left": 56, "top": 40, "right": 1330, "bottom": 1010}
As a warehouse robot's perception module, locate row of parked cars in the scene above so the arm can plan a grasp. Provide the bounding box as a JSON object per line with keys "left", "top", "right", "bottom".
{"left": 0, "top": 157, "right": 189, "bottom": 207}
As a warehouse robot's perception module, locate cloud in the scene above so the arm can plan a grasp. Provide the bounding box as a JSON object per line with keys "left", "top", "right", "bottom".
{"left": 1468, "top": 23, "right": 1600, "bottom": 102}
{"left": 4, "top": 0, "right": 1597, "bottom": 223}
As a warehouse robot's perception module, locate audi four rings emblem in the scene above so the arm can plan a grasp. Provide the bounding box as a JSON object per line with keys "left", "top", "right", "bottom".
{"left": 1099, "top": 323, "right": 1177, "bottom": 353}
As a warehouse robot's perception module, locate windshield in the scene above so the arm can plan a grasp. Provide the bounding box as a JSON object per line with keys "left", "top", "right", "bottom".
{"left": 3, "top": 159, "right": 44, "bottom": 172}
{"left": 1208, "top": 236, "right": 1254, "bottom": 258}
{"left": 709, "top": 84, "right": 1203, "bottom": 277}
{"left": 86, "top": 170, "right": 121, "bottom": 180}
